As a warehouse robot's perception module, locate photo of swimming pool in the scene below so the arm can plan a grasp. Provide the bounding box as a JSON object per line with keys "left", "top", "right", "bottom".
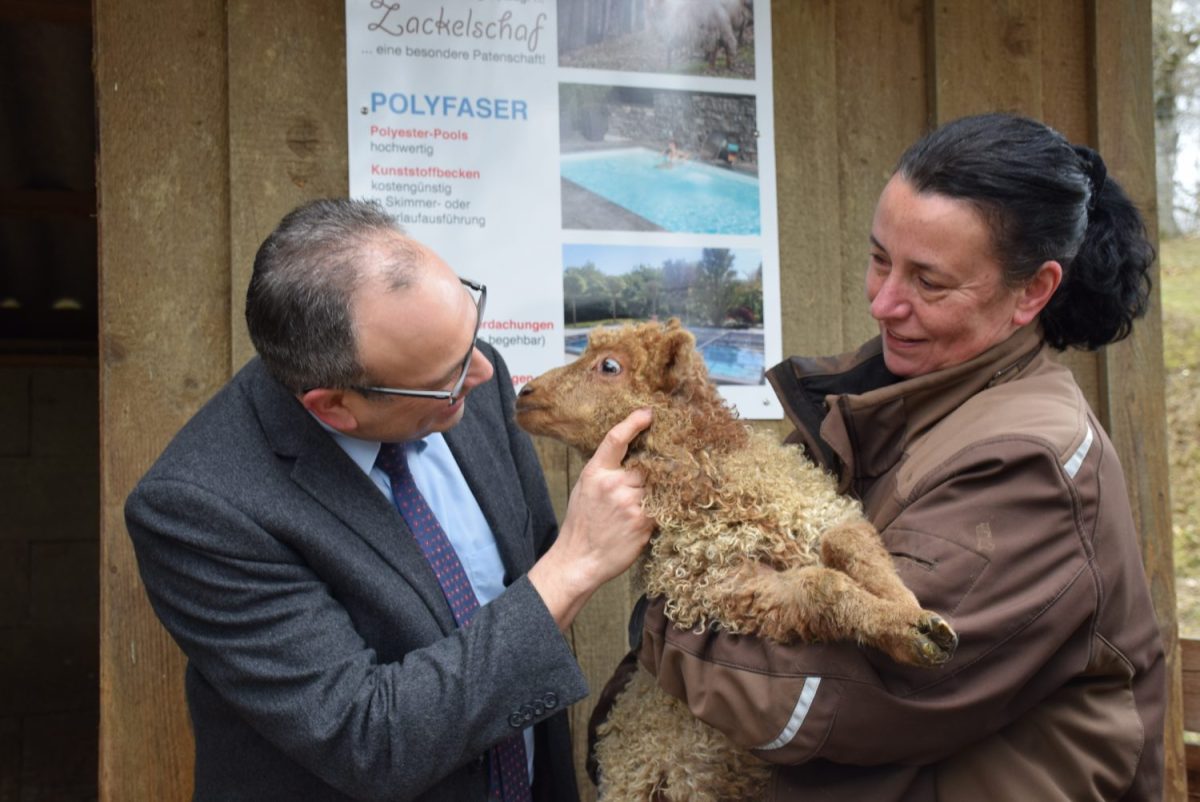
{"left": 560, "top": 148, "right": 761, "bottom": 235}
{"left": 566, "top": 326, "right": 764, "bottom": 385}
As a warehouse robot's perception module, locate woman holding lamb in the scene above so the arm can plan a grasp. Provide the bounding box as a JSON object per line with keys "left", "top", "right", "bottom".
{"left": 617, "top": 113, "right": 1166, "bottom": 800}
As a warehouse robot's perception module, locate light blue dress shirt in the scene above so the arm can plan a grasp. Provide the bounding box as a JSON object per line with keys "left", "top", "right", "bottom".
{"left": 322, "top": 424, "right": 535, "bottom": 777}
{"left": 328, "top": 429, "right": 508, "bottom": 605}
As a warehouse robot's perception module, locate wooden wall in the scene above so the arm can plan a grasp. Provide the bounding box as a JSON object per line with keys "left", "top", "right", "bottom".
{"left": 97, "top": 0, "right": 1183, "bottom": 799}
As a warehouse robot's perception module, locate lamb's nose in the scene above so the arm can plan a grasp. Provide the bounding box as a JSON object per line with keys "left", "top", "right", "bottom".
{"left": 518, "top": 383, "right": 535, "bottom": 397}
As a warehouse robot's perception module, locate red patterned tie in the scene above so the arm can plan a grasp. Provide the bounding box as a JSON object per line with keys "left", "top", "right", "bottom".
{"left": 376, "top": 443, "right": 532, "bottom": 802}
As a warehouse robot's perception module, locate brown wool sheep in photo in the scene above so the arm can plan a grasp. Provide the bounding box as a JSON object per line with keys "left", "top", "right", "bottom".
{"left": 515, "top": 319, "right": 958, "bottom": 802}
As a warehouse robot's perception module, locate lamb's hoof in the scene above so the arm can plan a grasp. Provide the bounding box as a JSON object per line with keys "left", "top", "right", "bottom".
{"left": 910, "top": 612, "right": 958, "bottom": 666}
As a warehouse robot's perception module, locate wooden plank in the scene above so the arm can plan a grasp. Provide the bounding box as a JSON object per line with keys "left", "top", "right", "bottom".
{"left": 833, "top": 0, "right": 928, "bottom": 349}
{"left": 226, "top": 0, "right": 350, "bottom": 369}
{"left": 95, "top": 1, "right": 231, "bottom": 799}
{"left": 772, "top": 0, "right": 844, "bottom": 358}
{"left": 1189, "top": 738, "right": 1200, "bottom": 801}
{"left": 1038, "top": 0, "right": 1103, "bottom": 406}
{"left": 1037, "top": 0, "right": 1090, "bottom": 140}
{"left": 564, "top": 438, "right": 641, "bottom": 802}
{"left": 930, "top": 0, "right": 1045, "bottom": 120}
{"left": 534, "top": 433, "right": 581, "bottom": 797}
{"left": 566, "top": 528, "right": 634, "bottom": 793}
{"left": 1183, "top": 638, "right": 1200, "bottom": 732}
{"left": 1092, "top": 0, "right": 1187, "bottom": 798}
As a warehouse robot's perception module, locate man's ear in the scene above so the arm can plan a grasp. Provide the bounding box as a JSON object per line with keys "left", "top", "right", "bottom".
{"left": 1013, "top": 260, "right": 1064, "bottom": 327}
{"left": 299, "top": 388, "right": 359, "bottom": 433}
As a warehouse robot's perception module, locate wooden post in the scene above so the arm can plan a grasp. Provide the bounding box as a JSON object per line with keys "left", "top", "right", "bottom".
{"left": 96, "top": 1, "right": 230, "bottom": 798}
{"left": 1093, "top": 0, "right": 1187, "bottom": 798}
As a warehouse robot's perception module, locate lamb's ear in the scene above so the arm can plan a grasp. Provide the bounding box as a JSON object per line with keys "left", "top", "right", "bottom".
{"left": 653, "top": 326, "right": 701, "bottom": 395}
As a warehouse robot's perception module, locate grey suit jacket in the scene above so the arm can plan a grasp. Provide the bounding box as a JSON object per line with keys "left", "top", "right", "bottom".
{"left": 125, "top": 344, "right": 586, "bottom": 801}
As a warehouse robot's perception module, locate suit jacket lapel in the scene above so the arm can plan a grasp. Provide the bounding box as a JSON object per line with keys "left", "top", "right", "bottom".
{"left": 444, "top": 406, "right": 535, "bottom": 583}
{"left": 246, "top": 360, "right": 457, "bottom": 633}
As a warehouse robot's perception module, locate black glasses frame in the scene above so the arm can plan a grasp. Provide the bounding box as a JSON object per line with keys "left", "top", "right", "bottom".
{"left": 352, "top": 278, "right": 486, "bottom": 405}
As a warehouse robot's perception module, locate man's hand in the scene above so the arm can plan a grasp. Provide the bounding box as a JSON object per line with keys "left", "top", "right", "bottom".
{"left": 528, "top": 409, "right": 655, "bottom": 630}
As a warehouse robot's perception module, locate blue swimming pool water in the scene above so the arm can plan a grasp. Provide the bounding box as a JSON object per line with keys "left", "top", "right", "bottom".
{"left": 561, "top": 148, "right": 761, "bottom": 235}
{"left": 697, "top": 342, "right": 763, "bottom": 384}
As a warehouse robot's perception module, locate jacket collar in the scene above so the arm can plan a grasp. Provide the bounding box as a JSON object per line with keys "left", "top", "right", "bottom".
{"left": 769, "top": 326, "right": 1046, "bottom": 494}
{"left": 244, "top": 358, "right": 459, "bottom": 632}
{"left": 243, "top": 357, "right": 533, "bottom": 625}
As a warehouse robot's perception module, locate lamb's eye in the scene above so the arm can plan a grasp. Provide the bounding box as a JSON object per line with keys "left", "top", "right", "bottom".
{"left": 599, "top": 357, "right": 623, "bottom": 375}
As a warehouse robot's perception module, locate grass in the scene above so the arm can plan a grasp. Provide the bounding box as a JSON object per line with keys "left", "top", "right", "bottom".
{"left": 1160, "top": 238, "right": 1200, "bottom": 638}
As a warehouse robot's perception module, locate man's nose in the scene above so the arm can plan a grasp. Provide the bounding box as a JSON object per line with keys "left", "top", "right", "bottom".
{"left": 463, "top": 347, "right": 494, "bottom": 390}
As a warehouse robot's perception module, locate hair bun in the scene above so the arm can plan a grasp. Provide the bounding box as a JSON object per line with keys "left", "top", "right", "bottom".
{"left": 1072, "top": 145, "right": 1108, "bottom": 210}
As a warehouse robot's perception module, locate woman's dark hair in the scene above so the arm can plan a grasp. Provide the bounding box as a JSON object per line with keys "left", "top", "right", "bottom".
{"left": 245, "top": 198, "right": 418, "bottom": 392}
{"left": 895, "top": 113, "right": 1154, "bottom": 350}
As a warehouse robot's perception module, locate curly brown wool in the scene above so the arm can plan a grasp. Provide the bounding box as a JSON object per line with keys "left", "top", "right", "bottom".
{"left": 516, "top": 319, "right": 957, "bottom": 802}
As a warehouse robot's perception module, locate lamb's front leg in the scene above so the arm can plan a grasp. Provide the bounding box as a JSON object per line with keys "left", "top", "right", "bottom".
{"left": 817, "top": 520, "right": 922, "bottom": 605}
{"left": 817, "top": 520, "right": 958, "bottom": 661}
{"left": 721, "top": 562, "right": 958, "bottom": 666}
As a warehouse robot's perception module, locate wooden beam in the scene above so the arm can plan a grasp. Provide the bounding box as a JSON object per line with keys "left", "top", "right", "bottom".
{"left": 1092, "top": 0, "right": 1187, "bottom": 798}
{"left": 833, "top": 0, "right": 928, "bottom": 349}
{"left": 1182, "top": 638, "right": 1200, "bottom": 732}
{"left": 772, "top": 0, "right": 843, "bottom": 358}
{"left": 226, "top": 0, "right": 350, "bottom": 369}
{"left": 929, "top": 0, "right": 1046, "bottom": 120}
{"left": 96, "top": 0, "right": 231, "bottom": 799}
{"left": 1183, "top": 638, "right": 1200, "bottom": 798}
{"left": 1038, "top": 0, "right": 1103, "bottom": 404}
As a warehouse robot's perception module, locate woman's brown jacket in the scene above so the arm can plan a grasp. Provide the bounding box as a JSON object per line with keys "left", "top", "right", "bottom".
{"left": 639, "top": 326, "right": 1166, "bottom": 800}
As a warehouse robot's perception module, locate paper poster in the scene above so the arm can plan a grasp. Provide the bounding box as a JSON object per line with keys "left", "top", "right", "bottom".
{"left": 347, "top": 0, "right": 782, "bottom": 418}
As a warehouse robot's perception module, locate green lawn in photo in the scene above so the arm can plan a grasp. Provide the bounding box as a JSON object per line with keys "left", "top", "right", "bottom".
{"left": 1160, "top": 238, "right": 1200, "bottom": 637}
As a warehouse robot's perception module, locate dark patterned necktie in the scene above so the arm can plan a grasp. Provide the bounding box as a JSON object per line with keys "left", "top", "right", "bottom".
{"left": 376, "top": 443, "right": 532, "bottom": 802}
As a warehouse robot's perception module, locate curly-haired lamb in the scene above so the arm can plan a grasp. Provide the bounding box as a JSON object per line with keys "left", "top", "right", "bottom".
{"left": 515, "top": 319, "right": 957, "bottom": 802}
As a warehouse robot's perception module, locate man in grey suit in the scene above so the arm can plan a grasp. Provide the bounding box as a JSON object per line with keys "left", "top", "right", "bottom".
{"left": 125, "top": 198, "right": 654, "bottom": 801}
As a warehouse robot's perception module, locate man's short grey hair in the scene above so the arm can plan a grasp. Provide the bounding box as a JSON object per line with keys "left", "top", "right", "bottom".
{"left": 244, "top": 197, "right": 422, "bottom": 393}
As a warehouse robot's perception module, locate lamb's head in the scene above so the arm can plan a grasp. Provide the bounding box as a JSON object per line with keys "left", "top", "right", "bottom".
{"left": 515, "top": 319, "right": 726, "bottom": 456}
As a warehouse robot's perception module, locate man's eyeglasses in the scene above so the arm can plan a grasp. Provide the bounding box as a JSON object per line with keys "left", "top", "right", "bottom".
{"left": 353, "top": 278, "right": 487, "bottom": 405}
